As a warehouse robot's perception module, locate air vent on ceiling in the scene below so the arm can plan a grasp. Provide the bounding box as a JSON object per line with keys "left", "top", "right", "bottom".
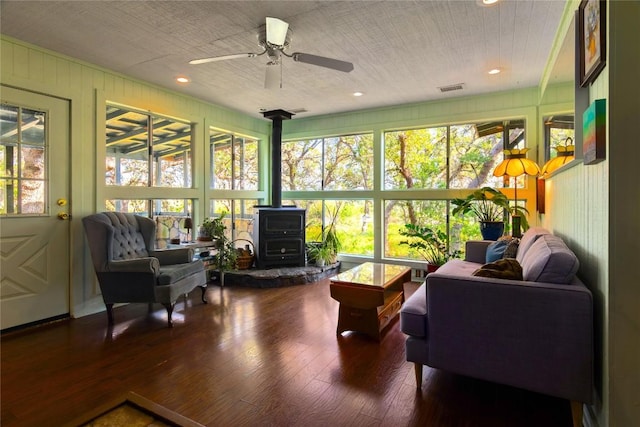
{"left": 438, "top": 83, "right": 465, "bottom": 93}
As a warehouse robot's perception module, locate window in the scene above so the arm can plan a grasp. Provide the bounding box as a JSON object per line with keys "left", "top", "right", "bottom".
{"left": 208, "top": 199, "right": 260, "bottom": 242}
{"left": 0, "top": 104, "right": 47, "bottom": 215}
{"left": 209, "top": 128, "right": 260, "bottom": 247}
{"left": 385, "top": 200, "right": 449, "bottom": 259}
{"left": 210, "top": 129, "right": 258, "bottom": 190}
{"left": 384, "top": 127, "right": 447, "bottom": 190}
{"left": 382, "top": 120, "right": 526, "bottom": 261}
{"left": 106, "top": 105, "right": 193, "bottom": 188}
{"left": 106, "top": 199, "right": 193, "bottom": 248}
{"left": 282, "top": 134, "right": 373, "bottom": 191}
{"left": 286, "top": 199, "right": 374, "bottom": 256}
{"left": 281, "top": 133, "right": 374, "bottom": 257}
{"left": 384, "top": 120, "right": 525, "bottom": 191}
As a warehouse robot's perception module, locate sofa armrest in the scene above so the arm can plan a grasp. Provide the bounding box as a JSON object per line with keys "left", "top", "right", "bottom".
{"left": 426, "top": 273, "right": 593, "bottom": 403}
{"left": 464, "top": 240, "right": 492, "bottom": 263}
{"left": 107, "top": 257, "right": 160, "bottom": 275}
{"left": 150, "top": 247, "right": 195, "bottom": 265}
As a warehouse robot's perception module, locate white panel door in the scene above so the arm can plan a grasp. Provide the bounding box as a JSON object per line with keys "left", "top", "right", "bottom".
{"left": 0, "top": 86, "right": 70, "bottom": 330}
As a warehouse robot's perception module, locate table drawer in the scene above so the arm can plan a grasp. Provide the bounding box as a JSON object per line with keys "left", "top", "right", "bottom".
{"left": 377, "top": 291, "right": 403, "bottom": 332}
{"left": 330, "top": 284, "right": 384, "bottom": 308}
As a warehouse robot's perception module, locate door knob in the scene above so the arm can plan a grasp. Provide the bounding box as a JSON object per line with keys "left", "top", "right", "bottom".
{"left": 58, "top": 212, "right": 70, "bottom": 220}
{"left": 57, "top": 199, "right": 67, "bottom": 206}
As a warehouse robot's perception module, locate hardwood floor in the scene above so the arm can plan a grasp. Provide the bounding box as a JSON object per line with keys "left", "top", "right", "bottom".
{"left": 1, "top": 279, "right": 573, "bottom": 426}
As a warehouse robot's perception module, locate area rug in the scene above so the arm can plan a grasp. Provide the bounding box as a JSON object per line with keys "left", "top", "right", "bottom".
{"left": 65, "top": 392, "right": 203, "bottom": 427}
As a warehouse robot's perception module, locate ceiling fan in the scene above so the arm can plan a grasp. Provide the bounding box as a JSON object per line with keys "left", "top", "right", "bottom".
{"left": 189, "top": 17, "right": 354, "bottom": 88}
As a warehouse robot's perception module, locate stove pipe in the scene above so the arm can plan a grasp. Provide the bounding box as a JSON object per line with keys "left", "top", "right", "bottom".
{"left": 262, "top": 109, "right": 293, "bottom": 208}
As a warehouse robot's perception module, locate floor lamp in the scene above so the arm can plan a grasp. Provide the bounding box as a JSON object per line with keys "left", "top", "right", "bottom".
{"left": 492, "top": 148, "right": 540, "bottom": 238}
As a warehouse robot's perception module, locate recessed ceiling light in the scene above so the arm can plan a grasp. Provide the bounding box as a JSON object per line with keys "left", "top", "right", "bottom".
{"left": 176, "top": 76, "right": 190, "bottom": 83}
{"left": 353, "top": 91, "right": 364, "bottom": 97}
{"left": 488, "top": 68, "right": 501, "bottom": 75}
{"left": 477, "top": 0, "right": 499, "bottom": 6}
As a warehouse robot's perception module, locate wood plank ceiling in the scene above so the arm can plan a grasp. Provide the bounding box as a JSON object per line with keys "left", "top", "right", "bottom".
{"left": 0, "top": 1, "right": 571, "bottom": 119}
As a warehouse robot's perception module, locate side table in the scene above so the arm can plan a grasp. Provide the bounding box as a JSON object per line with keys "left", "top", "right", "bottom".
{"left": 329, "top": 262, "right": 411, "bottom": 341}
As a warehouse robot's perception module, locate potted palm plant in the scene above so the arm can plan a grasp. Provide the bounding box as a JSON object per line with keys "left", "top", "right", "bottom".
{"left": 399, "top": 224, "right": 460, "bottom": 272}
{"left": 451, "top": 186, "right": 529, "bottom": 240}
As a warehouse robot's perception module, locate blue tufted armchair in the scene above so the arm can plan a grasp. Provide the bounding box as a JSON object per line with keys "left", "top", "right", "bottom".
{"left": 82, "top": 212, "right": 207, "bottom": 327}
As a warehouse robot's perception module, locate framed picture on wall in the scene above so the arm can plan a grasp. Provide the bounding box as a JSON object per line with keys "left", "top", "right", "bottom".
{"left": 582, "top": 99, "right": 606, "bottom": 165}
{"left": 578, "top": 0, "right": 606, "bottom": 87}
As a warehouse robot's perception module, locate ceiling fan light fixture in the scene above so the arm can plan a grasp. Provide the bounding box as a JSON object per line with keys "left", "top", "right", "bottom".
{"left": 266, "top": 17, "right": 289, "bottom": 46}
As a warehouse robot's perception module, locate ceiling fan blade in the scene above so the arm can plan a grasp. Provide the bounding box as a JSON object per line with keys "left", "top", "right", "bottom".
{"left": 265, "top": 62, "right": 281, "bottom": 89}
{"left": 266, "top": 17, "right": 289, "bottom": 46}
{"left": 291, "top": 53, "right": 354, "bottom": 73}
{"left": 189, "top": 52, "right": 258, "bottom": 65}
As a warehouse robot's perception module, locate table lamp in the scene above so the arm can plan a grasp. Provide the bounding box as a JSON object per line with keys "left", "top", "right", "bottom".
{"left": 183, "top": 216, "right": 193, "bottom": 243}
{"left": 492, "top": 148, "right": 540, "bottom": 237}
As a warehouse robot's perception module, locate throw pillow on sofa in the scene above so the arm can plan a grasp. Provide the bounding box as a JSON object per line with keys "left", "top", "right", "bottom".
{"left": 472, "top": 258, "right": 523, "bottom": 280}
{"left": 485, "top": 239, "right": 509, "bottom": 263}
{"left": 485, "top": 236, "right": 520, "bottom": 263}
{"left": 502, "top": 237, "right": 520, "bottom": 258}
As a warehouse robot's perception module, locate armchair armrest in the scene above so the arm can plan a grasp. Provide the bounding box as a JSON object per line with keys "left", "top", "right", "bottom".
{"left": 107, "top": 258, "right": 160, "bottom": 275}
{"left": 464, "top": 240, "right": 492, "bottom": 263}
{"left": 426, "top": 273, "right": 593, "bottom": 403}
{"left": 150, "top": 247, "right": 195, "bottom": 265}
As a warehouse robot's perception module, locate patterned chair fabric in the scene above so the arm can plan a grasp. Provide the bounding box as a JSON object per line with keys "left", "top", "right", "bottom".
{"left": 82, "top": 212, "right": 207, "bottom": 327}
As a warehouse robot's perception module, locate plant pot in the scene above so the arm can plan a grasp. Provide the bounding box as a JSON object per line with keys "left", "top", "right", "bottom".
{"left": 479, "top": 221, "right": 505, "bottom": 241}
{"left": 426, "top": 264, "right": 440, "bottom": 273}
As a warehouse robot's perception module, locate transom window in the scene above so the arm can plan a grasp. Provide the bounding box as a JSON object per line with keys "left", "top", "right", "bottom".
{"left": 105, "top": 105, "right": 193, "bottom": 188}
{"left": 282, "top": 134, "right": 373, "bottom": 191}
{"left": 384, "top": 120, "right": 525, "bottom": 190}
{"left": 210, "top": 129, "right": 258, "bottom": 190}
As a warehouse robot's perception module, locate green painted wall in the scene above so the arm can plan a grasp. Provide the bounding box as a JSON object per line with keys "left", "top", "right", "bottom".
{"left": 1, "top": 35, "right": 270, "bottom": 317}
{"left": 542, "top": 1, "right": 640, "bottom": 426}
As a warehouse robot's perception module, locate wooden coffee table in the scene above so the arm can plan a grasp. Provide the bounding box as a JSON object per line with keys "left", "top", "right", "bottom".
{"left": 330, "top": 262, "right": 411, "bottom": 341}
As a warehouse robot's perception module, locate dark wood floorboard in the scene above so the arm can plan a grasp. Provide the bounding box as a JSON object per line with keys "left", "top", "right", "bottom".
{"left": 1, "top": 279, "right": 573, "bottom": 426}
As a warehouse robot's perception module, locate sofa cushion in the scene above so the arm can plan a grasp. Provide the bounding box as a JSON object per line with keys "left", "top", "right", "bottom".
{"left": 400, "top": 283, "right": 428, "bottom": 338}
{"left": 516, "top": 227, "right": 551, "bottom": 263}
{"left": 472, "top": 258, "right": 523, "bottom": 280}
{"left": 485, "top": 240, "right": 508, "bottom": 263}
{"left": 157, "top": 260, "right": 204, "bottom": 286}
{"left": 435, "top": 259, "right": 481, "bottom": 276}
{"left": 520, "top": 234, "right": 579, "bottom": 284}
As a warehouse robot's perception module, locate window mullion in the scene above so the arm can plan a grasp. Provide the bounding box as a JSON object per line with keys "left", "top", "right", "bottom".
{"left": 16, "top": 107, "right": 23, "bottom": 214}
{"left": 147, "top": 114, "right": 153, "bottom": 188}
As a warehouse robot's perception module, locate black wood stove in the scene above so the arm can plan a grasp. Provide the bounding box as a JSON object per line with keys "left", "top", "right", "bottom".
{"left": 253, "top": 109, "right": 306, "bottom": 269}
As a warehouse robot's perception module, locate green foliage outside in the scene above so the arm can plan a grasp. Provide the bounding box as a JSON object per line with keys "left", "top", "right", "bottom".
{"left": 102, "top": 114, "right": 532, "bottom": 265}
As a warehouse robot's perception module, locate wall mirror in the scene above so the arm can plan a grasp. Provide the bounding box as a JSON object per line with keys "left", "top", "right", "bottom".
{"left": 540, "top": 14, "right": 579, "bottom": 167}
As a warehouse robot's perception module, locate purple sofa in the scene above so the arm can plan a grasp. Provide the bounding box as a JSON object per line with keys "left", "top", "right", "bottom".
{"left": 400, "top": 227, "right": 593, "bottom": 426}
